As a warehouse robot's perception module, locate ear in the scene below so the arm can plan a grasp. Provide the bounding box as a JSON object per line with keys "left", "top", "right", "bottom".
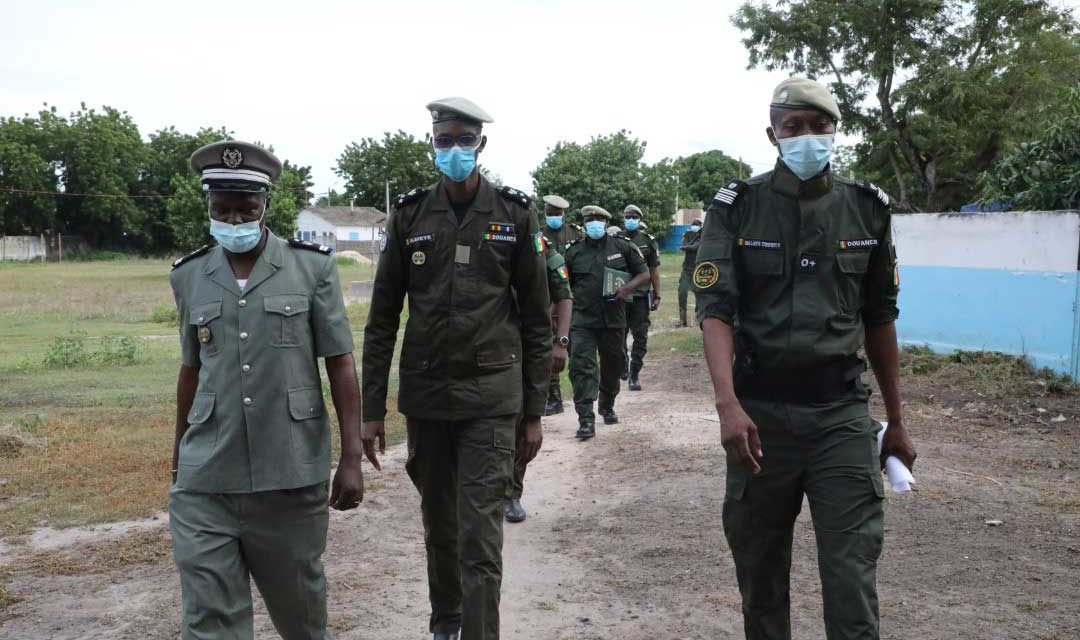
{"left": 477, "top": 134, "right": 488, "bottom": 154}
{"left": 766, "top": 126, "right": 779, "bottom": 148}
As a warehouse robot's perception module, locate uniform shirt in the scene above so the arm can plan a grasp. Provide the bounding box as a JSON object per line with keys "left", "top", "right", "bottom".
{"left": 362, "top": 177, "right": 552, "bottom": 421}
{"left": 624, "top": 228, "right": 660, "bottom": 297}
{"left": 169, "top": 231, "right": 354, "bottom": 493}
{"left": 680, "top": 229, "right": 702, "bottom": 272}
{"left": 693, "top": 161, "right": 899, "bottom": 371}
{"left": 542, "top": 221, "right": 583, "bottom": 254}
{"left": 563, "top": 234, "right": 648, "bottom": 329}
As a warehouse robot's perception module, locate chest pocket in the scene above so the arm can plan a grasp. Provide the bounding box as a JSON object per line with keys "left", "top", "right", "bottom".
{"left": 264, "top": 294, "right": 310, "bottom": 347}
{"left": 740, "top": 248, "right": 784, "bottom": 276}
{"left": 835, "top": 251, "right": 871, "bottom": 314}
{"left": 189, "top": 301, "right": 223, "bottom": 358}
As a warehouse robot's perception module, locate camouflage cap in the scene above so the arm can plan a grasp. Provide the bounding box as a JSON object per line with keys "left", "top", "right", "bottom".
{"left": 770, "top": 77, "right": 841, "bottom": 122}
{"left": 426, "top": 97, "right": 494, "bottom": 126}
{"left": 190, "top": 140, "right": 282, "bottom": 192}
{"left": 580, "top": 205, "right": 612, "bottom": 221}
{"left": 622, "top": 204, "right": 642, "bottom": 217}
{"left": 542, "top": 194, "right": 570, "bottom": 210}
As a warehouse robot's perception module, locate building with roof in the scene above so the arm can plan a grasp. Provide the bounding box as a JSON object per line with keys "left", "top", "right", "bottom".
{"left": 294, "top": 206, "right": 386, "bottom": 253}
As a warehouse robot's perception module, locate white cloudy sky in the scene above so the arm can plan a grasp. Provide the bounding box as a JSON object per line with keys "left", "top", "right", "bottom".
{"left": 3, "top": 0, "right": 1078, "bottom": 203}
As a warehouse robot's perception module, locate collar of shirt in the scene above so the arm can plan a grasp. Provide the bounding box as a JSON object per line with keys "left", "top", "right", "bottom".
{"left": 428, "top": 175, "right": 497, "bottom": 215}
{"left": 770, "top": 158, "right": 833, "bottom": 200}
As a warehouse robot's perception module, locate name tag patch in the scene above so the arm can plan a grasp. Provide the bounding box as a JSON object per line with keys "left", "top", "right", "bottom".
{"left": 839, "top": 238, "right": 879, "bottom": 249}
{"left": 484, "top": 223, "right": 517, "bottom": 243}
{"left": 406, "top": 233, "right": 434, "bottom": 246}
{"left": 607, "top": 253, "right": 623, "bottom": 261}
{"left": 738, "top": 238, "right": 782, "bottom": 250}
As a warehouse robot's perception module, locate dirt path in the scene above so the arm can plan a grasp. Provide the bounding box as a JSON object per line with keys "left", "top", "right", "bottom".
{"left": 2, "top": 349, "right": 1080, "bottom": 639}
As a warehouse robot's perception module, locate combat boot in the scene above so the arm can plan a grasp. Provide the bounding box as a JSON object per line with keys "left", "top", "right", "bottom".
{"left": 598, "top": 407, "right": 619, "bottom": 425}
{"left": 504, "top": 498, "right": 526, "bottom": 523}
{"left": 544, "top": 385, "right": 563, "bottom": 416}
{"left": 575, "top": 420, "right": 595, "bottom": 439}
{"left": 628, "top": 374, "right": 641, "bottom": 391}
{"left": 433, "top": 632, "right": 459, "bottom": 640}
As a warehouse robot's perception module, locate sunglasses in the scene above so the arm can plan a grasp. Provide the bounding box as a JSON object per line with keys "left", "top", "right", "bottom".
{"left": 432, "top": 134, "right": 481, "bottom": 150}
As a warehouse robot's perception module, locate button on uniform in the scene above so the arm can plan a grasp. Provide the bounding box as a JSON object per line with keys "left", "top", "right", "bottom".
{"left": 242, "top": 364, "right": 251, "bottom": 373}
{"left": 240, "top": 331, "right": 248, "bottom": 340}
{"left": 243, "top": 397, "right": 253, "bottom": 406}
{"left": 238, "top": 299, "right": 247, "bottom": 308}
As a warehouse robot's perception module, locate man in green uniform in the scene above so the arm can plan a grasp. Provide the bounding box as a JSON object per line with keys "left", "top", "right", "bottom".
{"left": 540, "top": 194, "right": 582, "bottom": 415}
{"left": 677, "top": 216, "right": 703, "bottom": 327}
{"left": 620, "top": 205, "right": 661, "bottom": 390}
{"left": 360, "top": 97, "right": 551, "bottom": 640}
{"left": 695, "top": 78, "right": 916, "bottom": 640}
{"left": 563, "top": 205, "right": 648, "bottom": 438}
{"left": 169, "top": 140, "right": 363, "bottom": 640}
{"left": 505, "top": 239, "right": 573, "bottom": 523}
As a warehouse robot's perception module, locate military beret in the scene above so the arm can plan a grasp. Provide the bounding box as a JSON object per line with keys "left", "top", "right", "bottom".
{"left": 542, "top": 194, "right": 570, "bottom": 210}
{"left": 426, "top": 97, "right": 494, "bottom": 126}
{"left": 623, "top": 204, "right": 642, "bottom": 217}
{"left": 770, "top": 77, "right": 841, "bottom": 122}
{"left": 190, "top": 140, "right": 282, "bottom": 192}
{"left": 580, "top": 205, "right": 611, "bottom": 221}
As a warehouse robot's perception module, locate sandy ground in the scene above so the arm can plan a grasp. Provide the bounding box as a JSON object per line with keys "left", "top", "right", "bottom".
{"left": 2, "top": 349, "right": 1079, "bottom": 639}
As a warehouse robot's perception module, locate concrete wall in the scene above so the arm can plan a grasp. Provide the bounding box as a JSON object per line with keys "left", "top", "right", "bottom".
{"left": 892, "top": 211, "right": 1080, "bottom": 377}
{"left": 0, "top": 236, "right": 45, "bottom": 261}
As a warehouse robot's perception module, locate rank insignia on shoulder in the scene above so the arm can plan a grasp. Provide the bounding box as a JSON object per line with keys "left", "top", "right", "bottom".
{"left": 171, "top": 245, "right": 210, "bottom": 271}
{"left": 288, "top": 238, "right": 333, "bottom": 254}
{"left": 713, "top": 180, "right": 748, "bottom": 206}
{"left": 858, "top": 181, "right": 891, "bottom": 207}
{"left": 497, "top": 186, "right": 531, "bottom": 206}
{"left": 395, "top": 187, "right": 431, "bottom": 209}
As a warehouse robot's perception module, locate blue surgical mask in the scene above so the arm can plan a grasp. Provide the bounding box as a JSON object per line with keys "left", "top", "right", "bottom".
{"left": 210, "top": 213, "right": 264, "bottom": 254}
{"left": 777, "top": 133, "right": 834, "bottom": 181}
{"left": 434, "top": 146, "right": 477, "bottom": 182}
{"left": 585, "top": 220, "right": 607, "bottom": 240}
{"left": 690, "top": 224, "right": 701, "bottom": 233}
{"left": 624, "top": 218, "right": 640, "bottom": 232}
{"left": 546, "top": 215, "right": 564, "bottom": 230}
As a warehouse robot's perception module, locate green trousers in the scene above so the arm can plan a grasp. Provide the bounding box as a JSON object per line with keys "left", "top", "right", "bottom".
{"left": 169, "top": 483, "right": 330, "bottom": 640}
{"left": 678, "top": 269, "right": 695, "bottom": 324}
{"left": 624, "top": 296, "right": 651, "bottom": 375}
{"left": 569, "top": 326, "right": 625, "bottom": 423}
{"left": 405, "top": 414, "right": 516, "bottom": 640}
{"left": 724, "top": 395, "right": 884, "bottom": 640}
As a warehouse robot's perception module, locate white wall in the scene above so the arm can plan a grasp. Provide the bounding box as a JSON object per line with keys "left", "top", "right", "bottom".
{"left": 0, "top": 235, "right": 45, "bottom": 261}
{"left": 335, "top": 225, "right": 380, "bottom": 242}
{"left": 295, "top": 210, "right": 337, "bottom": 240}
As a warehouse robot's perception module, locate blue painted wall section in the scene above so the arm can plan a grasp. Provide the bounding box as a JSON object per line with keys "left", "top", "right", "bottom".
{"left": 661, "top": 224, "right": 691, "bottom": 251}
{"left": 896, "top": 265, "right": 1079, "bottom": 377}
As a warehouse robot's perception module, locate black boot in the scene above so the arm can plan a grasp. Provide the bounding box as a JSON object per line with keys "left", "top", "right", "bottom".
{"left": 628, "top": 374, "right": 641, "bottom": 391}
{"left": 504, "top": 497, "right": 526, "bottom": 523}
{"left": 433, "top": 633, "right": 459, "bottom": 640}
{"left": 544, "top": 389, "right": 563, "bottom": 416}
{"left": 598, "top": 407, "right": 619, "bottom": 425}
{"left": 575, "top": 420, "right": 595, "bottom": 439}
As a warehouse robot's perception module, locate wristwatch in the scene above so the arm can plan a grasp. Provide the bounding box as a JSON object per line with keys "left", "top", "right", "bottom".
{"left": 555, "top": 336, "right": 570, "bottom": 347}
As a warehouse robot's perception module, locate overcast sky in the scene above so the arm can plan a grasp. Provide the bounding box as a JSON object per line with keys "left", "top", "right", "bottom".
{"left": 4, "top": 0, "right": 1078, "bottom": 206}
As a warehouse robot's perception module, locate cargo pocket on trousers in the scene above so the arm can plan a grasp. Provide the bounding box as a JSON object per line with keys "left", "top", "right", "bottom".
{"left": 493, "top": 419, "right": 516, "bottom": 500}
{"left": 856, "top": 472, "right": 886, "bottom": 561}
{"left": 181, "top": 392, "right": 217, "bottom": 466}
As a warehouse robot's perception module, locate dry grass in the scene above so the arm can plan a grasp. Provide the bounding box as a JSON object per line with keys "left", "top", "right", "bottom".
{"left": 24, "top": 528, "right": 172, "bottom": 576}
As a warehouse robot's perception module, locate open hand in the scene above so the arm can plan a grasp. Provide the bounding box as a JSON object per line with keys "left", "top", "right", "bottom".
{"left": 718, "top": 401, "right": 763, "bottom": 473}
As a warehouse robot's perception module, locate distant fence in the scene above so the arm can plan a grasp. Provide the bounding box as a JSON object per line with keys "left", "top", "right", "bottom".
{"left": 893, "top": 211, "right": 1080, "bottom": 378}
{"left": 0, "top": 235, "right": 45, "bottom": 261}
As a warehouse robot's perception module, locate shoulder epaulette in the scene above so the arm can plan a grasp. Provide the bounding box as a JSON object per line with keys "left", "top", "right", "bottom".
{"left": 171, "top": 245, "right": 210, "bottom": 271}
{"left": 857, "top": 181, "right": 891, "bottom": 208}
{"left": 644, "top": 232, "right": 656, "bottom": 241}
{"left": 288, "top": 238, "right": 333, "bottom": 255}
{"left": 394, "top": 186, "right": 431, "bottom": 209}
{"left": 497, "top": 185, "right": 531, "bottom": 207}
{"left": 712, "top": 180, "right": 749, "bottom": 206}
{"left": 571, "top": 223, "right": 583, "bottom": 231}
{"left": 565, "top": 237, "right": 584, "bottom": 250}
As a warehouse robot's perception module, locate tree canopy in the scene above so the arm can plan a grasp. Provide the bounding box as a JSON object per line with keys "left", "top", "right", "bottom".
{"left": 335, "top": 130, "right": 438, "bottom": 208}
{"left": 734, "top": 0, "right": 1080, "bottom": 211}
{"left": 672, "top": 150, "right": 752, "bottom": 208}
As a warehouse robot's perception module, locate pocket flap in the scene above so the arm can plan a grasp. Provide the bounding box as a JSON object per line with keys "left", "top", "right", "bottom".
{"left": 476, "top": 346, "right": 519, "bottom": 368}
{"left": 837, "top": 251, "right": 872, "bottom": 274}
{"left": 696, "top": 239, "right": 733, "bottom": 261}
{"left": 288, "top": 387, "right": 325, "bottom": 421}
{"left": 187, "top": 392, "right": 215, "bottom": 424}
{"left": 264, "top": 295, "right": 310, "bottom": 316}
{"left": 189, "top": 301, "right": 222, "bottom": 326}
{"left": 742, "top": 248, "right": 784, "bottom": 275}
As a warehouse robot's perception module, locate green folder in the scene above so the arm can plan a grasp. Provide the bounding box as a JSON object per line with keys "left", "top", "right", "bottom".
{"left": 603, "top": 267, "right": 630, "bottom": 298}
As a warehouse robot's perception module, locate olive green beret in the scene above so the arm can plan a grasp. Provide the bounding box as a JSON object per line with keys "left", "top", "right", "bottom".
{"left": 542, "top": 194, "right": 570, "bottom": 210}
{"left": 623, "top": 204, "right": 642, "bottom": 217}
{"left": 426, "top": 97, "right": 494, "bottom": 125}
{"left": 770, "top": 77, "right": 841, "bottom": 122}
{"left": 580, "top": 205, "right": 611, "bottom": 221}
{"left": 190, "top": 140, "right": 282, "bottom": 192}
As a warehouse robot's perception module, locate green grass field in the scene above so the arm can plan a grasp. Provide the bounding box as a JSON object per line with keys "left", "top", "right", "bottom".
{"left": 0, "top": 251, "right": 694, "bottom": 535}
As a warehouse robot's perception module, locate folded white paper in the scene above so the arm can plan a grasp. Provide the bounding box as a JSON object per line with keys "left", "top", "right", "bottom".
{"left": 877, "top": 421, "right": 915, "bottom": 492}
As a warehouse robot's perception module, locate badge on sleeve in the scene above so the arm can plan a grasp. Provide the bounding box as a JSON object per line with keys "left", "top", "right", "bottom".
{"left": 693, "top": 262, "right": 720, "bottom": 289}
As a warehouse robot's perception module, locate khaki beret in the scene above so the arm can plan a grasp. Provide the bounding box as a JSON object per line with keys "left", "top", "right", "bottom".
{"left": 190, "top": 140, "right": 282, "bottom": 192}
{"left": 770, "top": 77, "right": 841, "bottom": 122}
{"left": 580, "top": 205, "right": 611, "bottom": 221}
{"left": 623, "top": 204, "right": 642, "bottom": 217}
{"left": 542, "top": 194, "right": 570, "bottom": 209}
{"left": 426, "top": 97, "right": 494, "bottom": 125}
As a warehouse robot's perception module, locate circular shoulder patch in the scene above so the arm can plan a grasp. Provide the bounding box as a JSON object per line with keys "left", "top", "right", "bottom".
{"left": 411, "top": 250, "right": 426, "bottom": 266}
{"left": 693, "top": 261, "right": 720, "bottom": 289}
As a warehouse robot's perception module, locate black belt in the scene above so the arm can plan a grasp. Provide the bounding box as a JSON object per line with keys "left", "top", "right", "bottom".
{"left": 735, "top": 356, "right": 866, "bottom": 404}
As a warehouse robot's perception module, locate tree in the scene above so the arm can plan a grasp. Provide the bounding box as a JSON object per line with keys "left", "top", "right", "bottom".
{"left": 336, "top": 130, "right": 438, "bottom": 208}
{"left": 673, "top": 150, "right": 752, "bottom": 208}
{"left": 0, "top": 108, "right": 61, "bottom": 235}
{"left": 267, "top": 161, "right": 313, "bottom": 238}
{"left": 979, "top": 84, "right": 1080, "bottom": 210}
{"left": 531, "top": 131, "right": 677, "bottom": 238}
{"left": 734, "top": 0, "right": 1080, "bottom": 211}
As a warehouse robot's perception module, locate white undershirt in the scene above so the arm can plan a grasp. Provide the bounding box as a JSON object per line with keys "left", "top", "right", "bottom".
{"left": 237, "top": 279, "right": 248, "bottom": 291}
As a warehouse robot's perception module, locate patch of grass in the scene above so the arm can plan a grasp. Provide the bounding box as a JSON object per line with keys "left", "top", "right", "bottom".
{"left": 1017, "top": 600, "right": 1051, "bottom": 613}
{"left": 41, "top": 332, "right": 140, "bottom": 368}
{"left": 148, "top": 305, "right": 178, "bottom": 325}
{"left": 649, "top": 328, "right": 704, "bottom": 355}
{"left": 1036, "top": 495, "right": 1080, "bottom": 513}
{"left": 85, "top": 250, "right": 133, "bottom": 261}
{"left": 24, "top": 528, "right": 172, "bottom": 576}
{"left": 899, "top": 345, "right": 1078, "bottom": 397}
